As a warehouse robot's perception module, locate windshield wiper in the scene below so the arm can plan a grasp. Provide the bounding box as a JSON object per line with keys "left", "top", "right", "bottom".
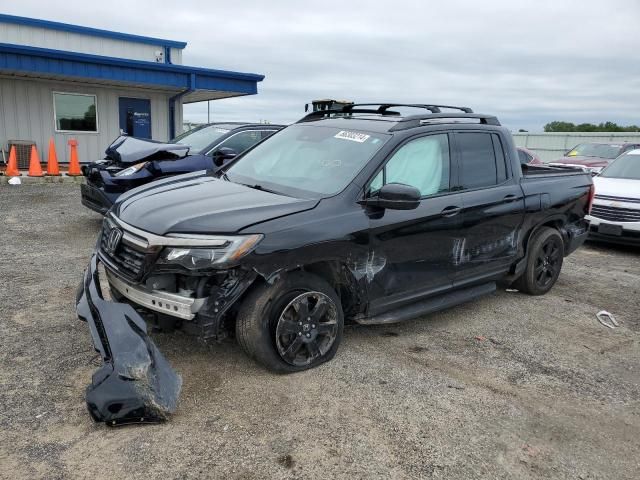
{"left": 239, "top": 183, "right": 282, "bottom": 195}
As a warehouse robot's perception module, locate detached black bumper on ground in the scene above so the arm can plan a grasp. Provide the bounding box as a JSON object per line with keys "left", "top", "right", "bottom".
{"left": 76, "top": 255, "right": 182, "bottom": 426}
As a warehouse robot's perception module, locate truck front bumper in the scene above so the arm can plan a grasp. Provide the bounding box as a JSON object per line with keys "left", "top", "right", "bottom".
{"left": 586, "top": 216, "right": 640, "bottom": 246}
{"left": 76, "top": 255, "right": 182, "bottom": 426}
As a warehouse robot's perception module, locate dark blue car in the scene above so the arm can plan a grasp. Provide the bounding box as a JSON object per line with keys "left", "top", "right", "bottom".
{"left": 81, "top": 122, "right": 283, "bottom": 214}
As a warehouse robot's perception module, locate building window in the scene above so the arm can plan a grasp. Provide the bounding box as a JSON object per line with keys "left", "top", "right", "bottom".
{"left": 53, "top": 92, "right": 98, "bottom": 132}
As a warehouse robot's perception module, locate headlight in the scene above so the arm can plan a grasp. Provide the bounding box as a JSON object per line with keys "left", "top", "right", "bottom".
{"left": 114, "top": 162, "right": 148, "bottom": 177}
{"left": 157, "top": 234, "right": 262, "bottom": 269}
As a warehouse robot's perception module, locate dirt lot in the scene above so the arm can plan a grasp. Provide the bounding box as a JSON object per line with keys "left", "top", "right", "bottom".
{"left": 0, "top": 184, "right": 638, "bottom": 480}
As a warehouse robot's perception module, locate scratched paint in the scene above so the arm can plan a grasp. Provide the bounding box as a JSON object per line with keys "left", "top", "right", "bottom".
{"left": 453, "top": 232, "right": 517, "bottom": 265}
{"left": 351, "top": 251, "right": 387, "bottom": 282}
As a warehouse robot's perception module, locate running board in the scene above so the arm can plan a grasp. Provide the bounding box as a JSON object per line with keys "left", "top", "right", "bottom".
{"left": 356, "top": 282, "right": 496, "bottom": 325}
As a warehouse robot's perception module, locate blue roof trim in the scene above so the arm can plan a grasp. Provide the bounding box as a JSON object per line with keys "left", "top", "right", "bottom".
{"left": 0, "top": 13, "right": 187, "bottom": 49}
{"left": 0, "top": 43, "right": 264, "bottom": 81}
{"left": 0, "top": 43, "right": 263, "bottom": 95}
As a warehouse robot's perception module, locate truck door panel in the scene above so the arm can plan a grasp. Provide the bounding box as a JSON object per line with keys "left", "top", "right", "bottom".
{"left": 364, "top": 133, "right": 462, "bottom": 314}
{"left": 452, "top": 132, "right": 525, "bottom": 284}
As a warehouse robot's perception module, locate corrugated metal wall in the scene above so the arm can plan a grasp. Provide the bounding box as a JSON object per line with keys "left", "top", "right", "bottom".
{"left": 512, "top": 132, "right": 640, "bottom": 162}
{"left": 0, "top": 22, "right": 182, "bottom": 64}
{"left": 0, "top": 76, "right": 173, "bottom": 163}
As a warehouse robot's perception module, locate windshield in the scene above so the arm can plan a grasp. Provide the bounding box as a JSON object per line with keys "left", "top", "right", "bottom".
{"left": 170, "top": 125, "right": 230, "bottom": 153}
{"left": 567, "top": 143, "right": 622, "bottom": 159}
{"left": 225, "top": 124, "right": 390, "bottom": 197}
{"left": 600, "top": 150, "right": 640, "bottom": 180}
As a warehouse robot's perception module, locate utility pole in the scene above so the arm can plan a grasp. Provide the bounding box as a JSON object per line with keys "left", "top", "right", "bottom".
{"left": 207, "top": 101, "right": 210, "bottom": 123}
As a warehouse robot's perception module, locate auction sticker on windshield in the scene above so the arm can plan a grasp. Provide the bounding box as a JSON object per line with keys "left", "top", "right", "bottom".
{"left": 334, "top": 131, "right": 370, "bottom": 143}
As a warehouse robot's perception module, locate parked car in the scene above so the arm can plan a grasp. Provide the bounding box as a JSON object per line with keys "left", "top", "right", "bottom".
{"left": 80, "top": 123, "right": 283, "bottom": 214}
{"left": 517, "top": 147, "right": 543, "bottom": 166}
{"left": 548, "top": 142, "right": 640, "bottom": 175}
{"left": 76, "top": 103, "right": 593, "bottom": 425}
{"left": 587, "top": 149, "right": 640, "bottom": 245}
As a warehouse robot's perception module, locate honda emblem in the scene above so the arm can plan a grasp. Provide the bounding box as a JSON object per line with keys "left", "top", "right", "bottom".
{"left": 106, "top": 228, "right": 122, "bottom": 253}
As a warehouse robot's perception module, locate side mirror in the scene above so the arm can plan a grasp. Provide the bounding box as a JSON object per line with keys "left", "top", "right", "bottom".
{"left": 212, "top": 147, "right": 238, "bottom": 167}
{"left": 360, "top": 183, "right": 421, "bottom": 210}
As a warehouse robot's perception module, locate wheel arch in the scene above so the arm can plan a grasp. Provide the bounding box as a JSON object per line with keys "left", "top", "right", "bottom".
{"left": 524, "top": 216, "right": 568, "bottom": 256}
{"left": 294, "top": 261, "right": 365, "bottom": 320}
{"left": 232, "top": 260, "right": 365, "bottom": 325}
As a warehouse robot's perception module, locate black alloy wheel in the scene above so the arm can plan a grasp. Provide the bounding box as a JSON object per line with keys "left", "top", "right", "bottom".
{"left": 533, "top": 236, "right": 563, "bottom": 289}
{"left": 235, "top": 271, "right": 344, "bottom": 372}
{"left": 275, "top": 292, "right": 339, "bottom": 366}
{"left": 512, "top": 226, "right": 564, "bottom": 295}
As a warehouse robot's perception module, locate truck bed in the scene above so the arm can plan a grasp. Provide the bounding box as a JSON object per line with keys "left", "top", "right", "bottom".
{"left": 521, "top": 163, "right": 585, "bottom": 177}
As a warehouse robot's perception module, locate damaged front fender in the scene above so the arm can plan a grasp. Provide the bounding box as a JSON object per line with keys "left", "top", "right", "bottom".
{"left": 76, "top": 255, "right": 182, "bottom": 426}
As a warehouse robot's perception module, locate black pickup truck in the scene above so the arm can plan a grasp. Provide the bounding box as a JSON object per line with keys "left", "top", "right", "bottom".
{"left": 76, "top": 103, "right": 593, "bottom": 425}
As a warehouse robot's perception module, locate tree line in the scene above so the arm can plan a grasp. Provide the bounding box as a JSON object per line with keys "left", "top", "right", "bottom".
{"left": 544, "top": 121, "right": 640, "bottom": 132}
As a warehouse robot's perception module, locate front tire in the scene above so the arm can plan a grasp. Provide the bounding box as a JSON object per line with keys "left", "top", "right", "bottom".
{"left": 512, "top": 227, "right": 564, "bottom": 295}
{"left": 236, "top": 271, "right": 344, "bottom": 373}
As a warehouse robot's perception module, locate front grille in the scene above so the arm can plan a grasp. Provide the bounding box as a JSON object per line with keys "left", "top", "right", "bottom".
{"left": 595, "top": 194, "right": 640, "bottom": 204}
{"left": 99, "top": 220, "right": 148, "bottom": 280}
{"left": 590, "top": 204, "right": 640, "bottom": 222}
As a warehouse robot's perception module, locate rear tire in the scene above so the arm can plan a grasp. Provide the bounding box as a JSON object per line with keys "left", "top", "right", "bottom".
{"left": 512, "top": 227, "right": 564, "bottom": 295}
{"left": 236, "top": 271, "right": 344, "bottom": 373}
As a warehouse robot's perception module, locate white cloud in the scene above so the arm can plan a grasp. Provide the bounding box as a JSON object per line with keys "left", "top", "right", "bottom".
{"left": 5, "top": 0, "right": 640, "bottom": 130}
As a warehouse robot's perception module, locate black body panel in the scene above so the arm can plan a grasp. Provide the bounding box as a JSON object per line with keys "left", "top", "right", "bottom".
{"left": 115, "top": 176, "right": 319, "bottom": 235}
{"left": 76, "top": 255, "right": 181, "bottom": 425}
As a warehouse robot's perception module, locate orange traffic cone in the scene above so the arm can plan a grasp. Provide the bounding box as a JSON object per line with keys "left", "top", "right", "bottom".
{"left": 28, "top": 145, "right": 44, "bottom": 177}
{"left": 5, "top": 145, "right": 20, "bottom": 176}
{"left": 46, "top": 138, "right": 60, "bottom": 176}
{"left": 67, "top": 139, "right": 82, "bottom": 176}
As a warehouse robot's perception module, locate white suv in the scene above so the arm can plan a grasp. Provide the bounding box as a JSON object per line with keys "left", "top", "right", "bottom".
{"left": 587, "top": 149, "right": 640, "bottom": 245}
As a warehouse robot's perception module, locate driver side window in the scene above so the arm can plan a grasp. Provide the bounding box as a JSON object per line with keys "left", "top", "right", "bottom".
{"left": 369, "top": 134, "right": 450, "bottom": 197}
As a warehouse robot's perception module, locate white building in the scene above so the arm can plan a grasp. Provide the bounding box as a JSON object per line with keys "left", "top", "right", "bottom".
{"left": 0, "top": 14, "right": 264, "bottom": 167}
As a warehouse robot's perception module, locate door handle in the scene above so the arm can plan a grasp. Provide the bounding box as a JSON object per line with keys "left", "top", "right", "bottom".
{"left": 440, "top": 206, "right": 462, "bottom": 217}
{"left": 503, "top": 194, "right": 518, "bottom": 202}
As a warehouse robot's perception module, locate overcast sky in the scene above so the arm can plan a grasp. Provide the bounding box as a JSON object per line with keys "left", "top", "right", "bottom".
{"left": 5, "top": 0, "right": 640, "bottom": 131}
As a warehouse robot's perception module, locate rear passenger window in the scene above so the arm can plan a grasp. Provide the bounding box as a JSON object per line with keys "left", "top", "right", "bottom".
{"left": 457, "top": 132, "right": 507, "bottom": 189}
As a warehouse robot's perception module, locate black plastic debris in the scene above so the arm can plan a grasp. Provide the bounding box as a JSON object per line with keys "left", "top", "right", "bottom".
{"left": 76, "top": 255, "right": 182, "bottom": 426}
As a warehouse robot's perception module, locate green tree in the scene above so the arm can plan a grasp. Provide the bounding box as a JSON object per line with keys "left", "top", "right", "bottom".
{"left": 544, "top": 121, "right": 640, "bottom": 133}
{"left": 544, "top": 121, "right": 576, "bottom": 132}
{"left": 575, "top": 123, "right": 597, "bottom": 132}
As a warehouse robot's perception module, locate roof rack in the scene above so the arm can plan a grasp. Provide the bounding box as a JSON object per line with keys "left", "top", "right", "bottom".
{"left": 295, "top": 102, "right": 500, "bottom": 128}
{"left": 389, "top": 113, "right": 501, "bottom": 131}
{"left": 342, "top": 103, "right": 474, "bottom": 114}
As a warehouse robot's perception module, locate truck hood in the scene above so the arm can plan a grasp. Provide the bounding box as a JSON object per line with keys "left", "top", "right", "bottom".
{"left": 551, "top": 156, "right": 612, "bottom": 167}
{"left": 593, "top": 176, "right": 640, "bottom": 200}
{"left": 105, "top": 136, "right": 190, "bottom": 164}
{"left": 114, "top": 175, "right": 318, "bottom": 235}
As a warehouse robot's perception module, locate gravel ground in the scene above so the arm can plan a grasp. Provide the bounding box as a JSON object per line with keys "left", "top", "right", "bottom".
{"left": 1, "top": 184, "right": 639, "bottom": 480}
